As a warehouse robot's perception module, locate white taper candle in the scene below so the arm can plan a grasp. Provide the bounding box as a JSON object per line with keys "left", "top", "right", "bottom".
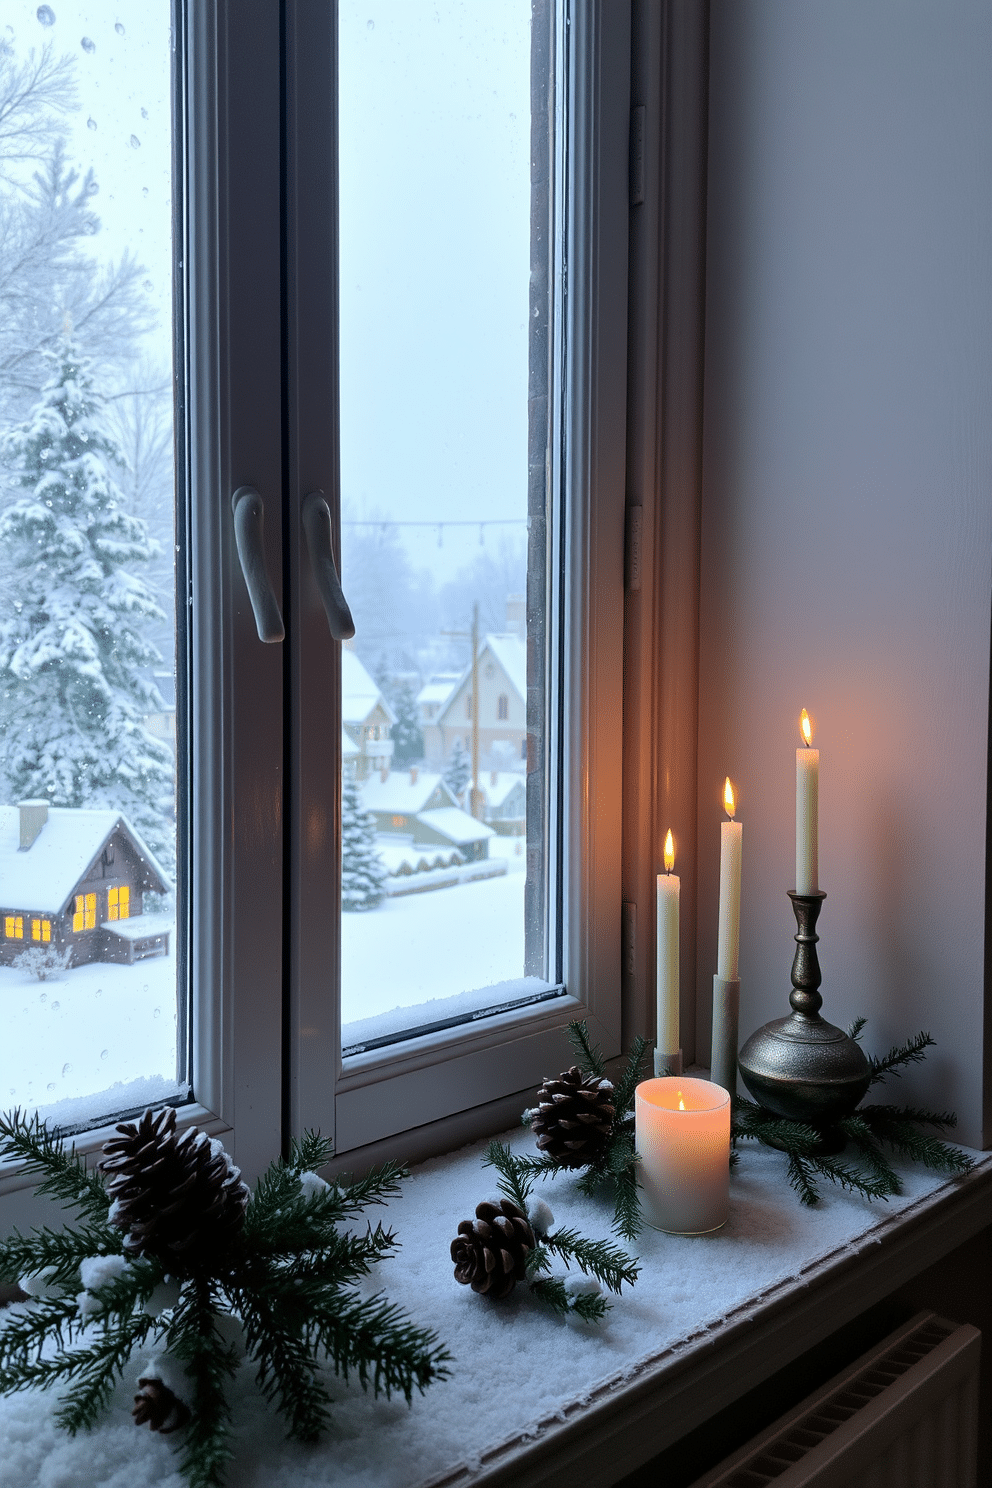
{"left": 656, "top": 829, "right": 680, "bottom": 1055}
{"left": 717, "top": 778, "right": 743, "bottom": 980}
{"left": 796, "top": 710, "right": 819, "bottom": 895}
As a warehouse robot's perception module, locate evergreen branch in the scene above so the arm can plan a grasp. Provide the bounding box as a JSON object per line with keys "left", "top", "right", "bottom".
{"left": 0, "top": 1109, "right": 110, "bottom": 1221}
{"left": 323, "top": 1162, "right": 408, "bottom": 1218}
{"left": 529, "top": 1276, "right": 610, "bottom": 1323}
{"left": 786, "top": 1151, "right": 821, "bottom": 1207}
{"left": 286, "top": 1129, "right": 334, "bottom": 1176}
{"left": 855, "top": 1109, "right": 974, "bottom": 1174}
{"left": 307, "top": 1289, "right": 450, "bottom": 1403}
{"left": 0, "top": 1222, "right": 121, "bottom": 1288}
{"left": 232, "top": 1285, "right": 332, "bottom": 1444}
{"left": 170, "top": 1281, "right": 239, "bottom": 1488}
{"left": 848, "top": 1017, "right": 867, "bottom": 1042}
{"left": 542, "top": 1228, "right": 639, "bottom": 1293}
{"left": 566, "top": 1020, "right": 606, "bottom": 1079}
{"left": 836, "top": 1116, "right": 902, "bottom": 1197}
{"left": 0, "top": 1296, "right": 79, "bottom": 1381}
{"left": 510, "top": 1152, "right": 570, "bottom": 1184}
{"left": 268, "top": 1225, "right": 398, "bottom": 1286}
{"left": 868, "top": 1031, "right": 935, "bottom": 1085}
{"left": 482, "top": 1141, "right": 533, "bottom": 1212}
{"left": 612, "top": 1036, "right": 651, "bottom": 1119}
{"left": 55, "top": 1311, "right": 155, "bottom": 1434}
{"left": 612, "top": 1156, "right": 643, "bottom": 1243}
{"left": 524, "top": 1244, "right": 551, "bottom": 1279}
{"left": 857, "top": 1103, "right": 959, "bottom": 1133}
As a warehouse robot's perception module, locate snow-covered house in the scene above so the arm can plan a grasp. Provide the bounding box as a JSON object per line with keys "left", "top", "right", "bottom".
{"left": 342, "top": 648, "right": 395, "bottom": 780}
{"left": 359, "top": 769, "right": 457, "bottom": 835}
{"left": 416, "top": 673, "right": 459, "bottom": 731}
{"left": 0, "top": 802, "right": 171, "bottom": 968}
{"left": 422, "top": 634, "right": 527, "bottom": 771}
{"left": 480, "top": 771, "right": 526, "bottom": 834}
{"left": 413, "top": 807, "right": 495, "bottom": 864}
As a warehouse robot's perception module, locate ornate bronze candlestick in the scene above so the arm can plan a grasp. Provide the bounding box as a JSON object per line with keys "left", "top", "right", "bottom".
{"left": 737, "top": 891, "right": 871, "bottom": 1152}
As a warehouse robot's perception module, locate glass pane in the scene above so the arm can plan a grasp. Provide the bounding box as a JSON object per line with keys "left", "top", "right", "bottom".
{"left": 0, "top": 4, "right": 182, "bottom": 1125}
{"left": 338, "top": 0, "right": 560, "bottom": 1053}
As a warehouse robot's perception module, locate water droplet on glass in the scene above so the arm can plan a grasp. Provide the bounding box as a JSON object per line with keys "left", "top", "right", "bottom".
{"left": 51, "top": 1001, "right": 60, "bottom": 1010}
{"left": 62, "top": 1063, "right": 71, "bottom": 1075}
{"left": 100, "top": 1049, "right": 108, "bottom": 1059}
{"left": 141, "top": 107, "right": 148, "bottom": 119}
{"left": 87, "top": 117, "right": 97, "bottom": 130}
{"left": 115, "top": 20, "right": 125, "bottom": 34}
{"left": 95, "top": 987, "right": 102, "bottom": 997}
{"left": 142, "top": 185, "right": 149, "bottom": 196}
{"left": 367, "top": 17, "right": 374, "bottom": 28}
{"left": 143, "top": 984, "right": 149, "bottom": 994}
{"left": 130, "top": 134, "right": 141, "bottom": 150}
{"left": 47, "top": 1082, "right": 56, "bottom": 1091}
{"left": 153, "top": 1008, "right": 161, "bottom": 1018}
{"left": 81, "top": 35, "right": 94, "bottom": 52}
{"left": 36, "top": 6, "right": 56, "bottom": 27}
{"left": 143, "top": 279, "right": 153, "bottom": 291}
{"left": 39, "top": 993, "right": 47, "bottom": 1003}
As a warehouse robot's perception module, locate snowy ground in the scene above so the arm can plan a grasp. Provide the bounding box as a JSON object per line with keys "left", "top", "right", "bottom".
{"left": 0, "top": 946, "right": 180, "bottom": 1127}
{"left": 341, "top": 835, "right": 526, "bottom": 1027}
{"left": 0, "top": 838, "right": 528, "bottom": 1124}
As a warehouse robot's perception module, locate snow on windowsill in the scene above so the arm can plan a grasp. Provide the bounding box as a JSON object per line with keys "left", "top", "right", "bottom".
{"left": 0, "top": 1126, "right": 986, "bottom": 1488}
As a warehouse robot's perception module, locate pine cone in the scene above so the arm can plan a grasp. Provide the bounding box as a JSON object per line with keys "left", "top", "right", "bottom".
{"left": 530, "top": 1066, "right": 616, "bottom": 1168}
{"left": 100, "top": 1107, "right": 249, "bottom": 1273}
{"left": 133, "top": 1377, "right": 191, "bottom": 1433}
{"left": 450, "top": 1198, "right": 535, "bottom": 1300}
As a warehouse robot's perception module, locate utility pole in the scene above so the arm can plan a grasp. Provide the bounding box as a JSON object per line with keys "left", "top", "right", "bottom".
{"left": 441, "top": 601, "right": 485, "bottom": 819}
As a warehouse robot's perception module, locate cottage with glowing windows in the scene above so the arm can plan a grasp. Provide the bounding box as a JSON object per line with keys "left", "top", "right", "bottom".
{"left": 0, "top": 801, "right": 171, "bottom": 967}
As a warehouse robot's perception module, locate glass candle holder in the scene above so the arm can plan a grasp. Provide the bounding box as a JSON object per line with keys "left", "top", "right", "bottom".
{"left": 634, "top": 1076, "right": 731, "bottom": 1234}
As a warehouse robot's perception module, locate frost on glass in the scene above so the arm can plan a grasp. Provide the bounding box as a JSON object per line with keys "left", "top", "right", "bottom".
{"left": 338, "top": 1, "right": 554, "bottom": 1052}
{"left": 0, "top": 4, "right": 181, "bottom": 1124}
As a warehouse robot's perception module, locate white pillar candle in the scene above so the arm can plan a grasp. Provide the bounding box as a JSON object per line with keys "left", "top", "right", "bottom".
{"left": 717, "top": 778, "right": 743, "bottom": 981}
{"left": 635, "top": 1076, "right": 731, "bottom": 1233}
{"left": 656, "top": 830, "right": 679, "bottom": 1057}
{"left": 796, "top": 709, "right": 819, "bottom": 895}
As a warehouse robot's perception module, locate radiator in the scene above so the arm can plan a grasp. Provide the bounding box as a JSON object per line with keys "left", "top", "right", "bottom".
{"left": 690, "top": 1311, "right": 981, "bottom": 1488}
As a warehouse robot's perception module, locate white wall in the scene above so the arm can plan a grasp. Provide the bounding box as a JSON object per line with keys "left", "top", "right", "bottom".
{"left": 698, "top": 0, "right": 992, "bottom": 1146}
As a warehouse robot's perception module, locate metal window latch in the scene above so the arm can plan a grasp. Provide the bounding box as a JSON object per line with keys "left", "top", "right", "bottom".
{"left": 231, "top": 486, "right": 285, "bottom": 643}
{"left": 301, "top": 491, "right": 356, "bottom": 642}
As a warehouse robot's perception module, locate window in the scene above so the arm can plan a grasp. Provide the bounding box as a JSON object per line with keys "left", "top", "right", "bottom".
{"left": 72, "top": 895, "right": 96, "bottom": 933}
{"left": 107, "top": 887, "right": 130, "bottom": 922}
{"left": 5, "top": 916, "right": 23, "bottom": 941}
{"left": 30, "top": 919, "right": 51, "bottom": 944}
{"left": 498, "top": 694, "right": 509, "bottom": 721}
{"left": 0, "top": 0, "right": 630, "bottom": 1217}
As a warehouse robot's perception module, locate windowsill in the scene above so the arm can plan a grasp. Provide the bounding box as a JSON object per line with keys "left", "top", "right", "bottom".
{"left": 1, "top": 1127, "right": 989, "bottom": 1487}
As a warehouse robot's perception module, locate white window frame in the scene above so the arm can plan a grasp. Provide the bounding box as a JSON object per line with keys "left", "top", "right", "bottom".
{"left": 0, "top": 0, "right": 633, "bottom": 1228}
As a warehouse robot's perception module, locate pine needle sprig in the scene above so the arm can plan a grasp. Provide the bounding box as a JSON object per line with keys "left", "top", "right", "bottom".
{"left": 171, "top": 1282, "right": 239, "bottom": 1488}
{"left": 482, "top": 1140, "right": 534, "bottom": 1213}
{"left": 529, "top": 1276, "right": 610, "bottom": 1323}
{"left": 0, "top": 1108, "right": 111, "bottom": 1223}
{"left": 868, "top": 1031, "right": 935, "bottom": 1084}
{"left": 0, "top": 1222, "right": 123, "bottom": 1289}
{"left": 231, "top": 1285, "right": 332, "bottom": 1444}
{"left": 55, "top": 1310, "right": 156, "bottom": 1435}
{"left": 610, "top": 1035, "right": 652, "bottom": 1122}
{"left": 847, "top": 1016, "right": 868, "bottom": 1042}
{"left": 566, "top": 1020, "right": 606, "bottom": 1079}
{"left": 855, "top": 1106, "right": 974, "bottom": 1175}
{"left": 0, "top": 1297, "right": 80, "bottom": 1384}
{"left": 835, "top": 1115, "right": 901, "bottom": 1198}
{"left": 307, "top": 1289, "right": 450, "bottom": 1402}
{"left": 540, "top": 1227, "right": 639, "bottom": 1293}
{"left": 285, "top": 1130, "right": 334, "bottom": 1175}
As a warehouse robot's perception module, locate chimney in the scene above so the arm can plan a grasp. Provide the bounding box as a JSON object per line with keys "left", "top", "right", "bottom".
{"left": 409, "top": 766, "right": 419, "bottom": 786}
{"left": 18, "top": 799, "right": 49, "bottom": 851}
{"left": 380, "top": 766, "right": 389, "bottom": 784}
{"left": 505, "top": 593, "right": 526, "bottom": 639}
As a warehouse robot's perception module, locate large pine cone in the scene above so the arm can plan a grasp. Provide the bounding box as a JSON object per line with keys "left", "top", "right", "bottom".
{"left": 451, "top": 1198, "right": 535, "bottom": 1300}
{"left": 530, "top": 1066, "right": 616, "bottom": 1168}
{"left": 100, "top": 1107, "right": 249, "bottom": 1273}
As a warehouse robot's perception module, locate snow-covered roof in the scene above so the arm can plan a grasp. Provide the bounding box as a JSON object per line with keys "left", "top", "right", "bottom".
{"left": 342, "top": 649, "right": 395, "bottom": 727}
{"left": 481, "top": 772, "right": 526, "bottom": 808}
{"left": 0, "top": 806, "right": 168, "bottom": 914}
{"left": 417, "top": 807, "right": 496, "bottom": 845}
{"left": 100, "top": 913, "right": 174, "bottom": 941}
{"left": 484, "top": 634, "right": 527, "bottom": 701}
{"left": 417, "top": 675, "right": 460, "bottom": 709}
{"left": 360, "top": 771, "right": 456, "bottom": 815}
{"left": 342, "top": 728, "right": 359, "bottom": 759}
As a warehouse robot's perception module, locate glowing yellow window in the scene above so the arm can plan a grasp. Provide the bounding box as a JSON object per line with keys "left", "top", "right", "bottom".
{"left": 107, "top": 886, "right": 130, "bottom": 922}
{"left": 30, "top": 918, "right": 51, "bottom": 943}
{"left": 5, "top": 915, "right": 23, "bottom": 940}
{"left": 73, "top": 893, "right": 96, "bottom": 932}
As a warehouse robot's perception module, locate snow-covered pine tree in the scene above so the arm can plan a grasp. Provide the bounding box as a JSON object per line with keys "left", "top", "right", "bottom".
{"left": 0, "top": 340, "right": 175, "bottom": 878}
{"left": 342, "top": 774, "right": 387, "bottom": 911}
{"left": 387, "top": 678, "right": 423, "bottom": 766}
{"left": 443, "top": 737, "right": 471, "bottom": 802}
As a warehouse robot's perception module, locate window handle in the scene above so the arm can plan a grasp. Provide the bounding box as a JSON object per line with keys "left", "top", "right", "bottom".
{"left": 301, "top": 491, "right": 356, "bottom": 641}
{"left": 231, "top": 486, "right": 285, "bottom": 643}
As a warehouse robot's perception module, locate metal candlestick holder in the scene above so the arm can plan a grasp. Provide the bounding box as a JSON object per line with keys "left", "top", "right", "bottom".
{"left": 737, "top": 891, "right": 871, "bottom": 1153}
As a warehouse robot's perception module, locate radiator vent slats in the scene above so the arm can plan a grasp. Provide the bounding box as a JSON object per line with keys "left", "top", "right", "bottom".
{"left": 691, "top": 1312, "right": 980, "bottom": 1488}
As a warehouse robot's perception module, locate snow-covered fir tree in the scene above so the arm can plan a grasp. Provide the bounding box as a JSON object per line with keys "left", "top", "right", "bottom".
{"left": 387, "top": 679, "right": 423, "bottom": 766}
{"left": 0, "top": 341, "right": 174, "bottom": 878}
{"left": 444, "top": 737, "right": 471, "bottom": 801}
{"left": 341, "top": 774, "right": 387, "bottom": 911}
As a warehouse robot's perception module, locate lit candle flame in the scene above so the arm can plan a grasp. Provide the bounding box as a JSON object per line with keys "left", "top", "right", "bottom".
{"left": 678, "top": 1092, "right": 686, "bottom": 1111}
{"left": 664, "top": 829, "right": 675, "bottom": 873}
{"left": 723, "top": 777, "right": 736, "bottom": 818}
{"left": 800, "top": 709, "right": 813, "bottom": 747}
